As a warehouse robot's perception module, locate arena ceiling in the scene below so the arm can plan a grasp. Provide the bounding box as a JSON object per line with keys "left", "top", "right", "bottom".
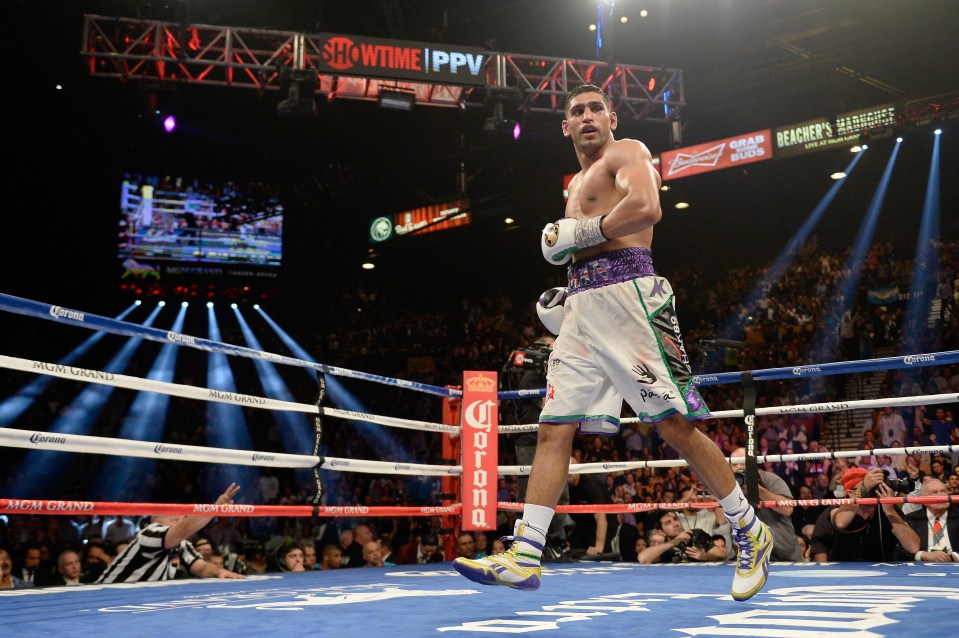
{"left": 7, "top": 0, "right": 959, "bottom": 308}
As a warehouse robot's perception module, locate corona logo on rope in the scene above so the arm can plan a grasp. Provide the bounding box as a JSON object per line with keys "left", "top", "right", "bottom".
{"left": 461, "top": 371, "right": 498, "bottom": 531}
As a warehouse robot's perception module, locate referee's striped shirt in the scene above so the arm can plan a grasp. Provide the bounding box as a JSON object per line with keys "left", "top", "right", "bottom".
{"left": 96, "top": 523, "right": 201, "bottom": 583}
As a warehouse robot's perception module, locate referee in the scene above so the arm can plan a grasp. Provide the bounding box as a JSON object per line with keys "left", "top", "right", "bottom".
{"left": 96, "top": 483, "right": 246, "bottom": 583}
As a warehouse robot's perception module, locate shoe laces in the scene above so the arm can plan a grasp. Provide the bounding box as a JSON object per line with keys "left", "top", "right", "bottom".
{"left": 497, "top": 535, "right": 517, "bottom": 552}
{"left": 732, "top": 522, "right": 755, "bottom": 570}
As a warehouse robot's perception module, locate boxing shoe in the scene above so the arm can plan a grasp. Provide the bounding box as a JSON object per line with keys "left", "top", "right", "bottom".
{"left": 452, "top": 522, "right": 544, "bottom": 591}
{"left": 730, "top": 516, "right": 773, "bottom": 601}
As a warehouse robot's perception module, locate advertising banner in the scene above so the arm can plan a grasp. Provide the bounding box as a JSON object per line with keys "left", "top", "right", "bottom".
{"left": 460, "top": 370, "right": 498, "bottom": 531}
{"left": 317, "top": 34, "right": 488, "bottom": 86}
{"left": 368, "top": 198, "right": 471, "bottom": 243}
{"left": 775, "top": 104, "right": 897, "bottom": 159}
{"left": 660, "top": 130, "right": 772, "bottom": 180}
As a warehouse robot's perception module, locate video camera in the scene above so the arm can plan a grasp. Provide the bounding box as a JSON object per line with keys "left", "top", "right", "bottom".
{"left": 506, "top": 341, "right": 552, "bottom": 374}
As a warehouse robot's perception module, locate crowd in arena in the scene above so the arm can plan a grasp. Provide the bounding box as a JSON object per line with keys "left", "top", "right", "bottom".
{"left": 1, "top": 237, "right": 958, "bottom": 587}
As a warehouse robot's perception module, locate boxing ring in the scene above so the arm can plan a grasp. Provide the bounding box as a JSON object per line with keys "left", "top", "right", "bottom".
{"left": 2, "top": 292, "right": 959, "bottom": 637}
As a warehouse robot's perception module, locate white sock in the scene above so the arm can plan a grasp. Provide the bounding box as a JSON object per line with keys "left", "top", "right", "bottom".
{"left": 520, "top": 504, "right": 554, "bottom": 536}
{"left": 719, "top": 483, "right": 756, "bottom": 527}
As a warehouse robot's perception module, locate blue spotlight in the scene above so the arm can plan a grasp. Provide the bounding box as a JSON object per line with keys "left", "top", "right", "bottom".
{"left": 204, "top": 303, "right": 259, "bottom": 501}
{"left": 93, "top": 303, "right": 189, "bottom": 501}
{"left": 934, "top": 128, "right": 942, "bottom": 135}
{"left": 718, "top": 151, "right": 865, "bottom": 342}
{"left": 255, "top": 306, "right": 415, "bottom": 463}
{"left": 904, "top": 129, "right": 941, "bottom": 348}
{"left": 896, "top": 136, "right": 903, "bottom": 143}
{"left": 6, "top": 303, "right": 166, "bottom": 498}
{"left": 0, "top": 302, "right": 140, "bottom": 426}
{"left": 232, "top": 306, "right": 314, "bottom": 460}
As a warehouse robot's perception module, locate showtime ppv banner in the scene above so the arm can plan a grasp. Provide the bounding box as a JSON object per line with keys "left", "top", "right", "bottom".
{"left": 659, "top": 130, "right": 772, "bottom": 181}
{"left": 316, "top": 33, "right": 488, "bottom": 86}
{"left": 460, "top": 371, "right": 498, "bottom": 531}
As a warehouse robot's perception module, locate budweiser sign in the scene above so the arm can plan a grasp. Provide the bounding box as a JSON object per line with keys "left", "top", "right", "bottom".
{"left": 660, "top": 130, "right": 773, "bottom": 180}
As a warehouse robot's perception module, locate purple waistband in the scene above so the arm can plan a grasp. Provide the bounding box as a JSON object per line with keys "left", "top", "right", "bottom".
{"left": 567, "top": 247, "right": 655, "bottom": 293}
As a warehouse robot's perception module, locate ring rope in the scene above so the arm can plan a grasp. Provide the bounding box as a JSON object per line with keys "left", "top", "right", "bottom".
{"left": 3, "top": 292, "right": 957, "bottom": 401}
{"left": 0, "top": 354, "right": 459, "bottom": 434}
{"left": 2, "top": 495, "right": 955, "bottom": 518}
{"left": 4, "top": 354, "right": 955, "bottom": 439}
{"left": 5, "top": 422, "right": 955, "bottom": 479}
{"left": 0, "top": 292, "right": 460, "bottom": 398}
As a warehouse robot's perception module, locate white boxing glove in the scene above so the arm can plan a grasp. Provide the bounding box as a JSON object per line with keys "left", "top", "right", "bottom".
{"left": 541, "top": 216, "right": 607, "bottom": 265}
{"left": 536, "top": 287, "right": 568, "bottom": 335}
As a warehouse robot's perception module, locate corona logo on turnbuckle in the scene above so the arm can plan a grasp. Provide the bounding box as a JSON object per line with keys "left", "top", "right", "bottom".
{"left": 461, "top": 371, "right": 498, "bottom": 531}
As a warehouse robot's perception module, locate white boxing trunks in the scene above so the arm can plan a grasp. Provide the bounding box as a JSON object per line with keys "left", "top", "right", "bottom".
{"left": 540, "top": 247, "right": 710, "bottom": 435}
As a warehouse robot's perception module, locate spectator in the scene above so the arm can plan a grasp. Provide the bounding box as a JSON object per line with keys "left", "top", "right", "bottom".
{"left": 50, "top": 548, "right": 86, "bottom": 586}
{"left": 342, "top": 523, "right": 374, "bottom": 568}
{"left": 796, "top": 533, "right": 811, "bottom": 561}
{"left": 829, "top": 468, "right": 919, "bottom": 562}
{"left": 566, "top": 459, "right": 616, "bottom": 557}
{"left": 95, "top": 483, "right": 246, "bottom": 583}
{"left": 13, "top": 541, "right": 42, "bottom": 587}
{"left": 245, "top": 543, "right": 268, "bottom": 574}
{"left": 473, "top": 532, "right": 489, "bottom": 559}
{"left": 272, "top": 540, "right": 305, "bottom": 572}
{"left": 393, "top": 532, "right": 445, "bottom": 565}
{"left": 320, "top": 544, "right": 343, "bottom": 570}
{"left": 207, "top": 517, "right": 245, "bottom": 555}
{"left": 102, "top": 516, "right": 138, "bottom": 546}
{"left": 379, "top": 538, "right": 395, "bottom": 567}
{"left": 791, "top": 484, "right": 826, "bottom": 535}
{"left": 80, "top": 540, "right": 113, "bottom": 583}
{"left": 901, "top": 478, "right": 959, "bottom": 562}
{"left": 302, "top": 540, "right": 317, "bottom": 570}
{"left": 258, "top": 468, "right": 280, "bottom": 503}
{"left": 0, "top": 547, "right": 28, "bottom": 590}
{"left": 454, "top": 533, "right": 476, "bottom": 561}
{"left": 362, "top": 541, "right": 385, "bottom": 567}
{"left": 877, "top": 406, "right": 907, "bottom": 448}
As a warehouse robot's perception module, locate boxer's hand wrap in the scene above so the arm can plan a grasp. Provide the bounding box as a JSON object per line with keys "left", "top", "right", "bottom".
{"left": 536, "top": 287, "right": 568, "bottom": 335}
{"left": 541, "top": 216, "right": 607, "bottom": 265}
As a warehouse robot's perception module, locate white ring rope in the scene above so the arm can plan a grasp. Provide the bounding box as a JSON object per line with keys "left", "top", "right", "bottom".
{"left": 6, "top": 354, "right": 956, "bottom": 439}
{"left": 0, "top": 355, "right": 458, "bottom": 434}
{"left": 3, "top": 353, "right": 957, "bottom": 478}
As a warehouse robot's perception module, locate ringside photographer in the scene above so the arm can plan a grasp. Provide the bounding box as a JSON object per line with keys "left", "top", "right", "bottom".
{"left": 829, "top": 468, "right": 920, "bottom": 562}
{"left": 638, "top": 511, "right": 727, "bottom": 564}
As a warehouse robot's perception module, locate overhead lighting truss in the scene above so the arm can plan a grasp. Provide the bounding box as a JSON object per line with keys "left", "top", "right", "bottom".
{"left": 79, "top": 14, "right": 686, "bottom": 123}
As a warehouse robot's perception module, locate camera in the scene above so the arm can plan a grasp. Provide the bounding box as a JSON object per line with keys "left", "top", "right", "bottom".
{"left": 882, "top": 470, "right": 915, "bottom": 494}
{"left": 506, "top": 342, "right": 552, "bottom": 373}
{"left": 671, "top": 528, "right": 715, "bottom": 562}
{"left": 733, "top": 471, "right": 763, "bottom": 489}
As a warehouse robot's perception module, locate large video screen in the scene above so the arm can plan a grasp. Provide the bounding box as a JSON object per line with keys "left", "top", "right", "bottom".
{"left": 117, "top": 174, "right": 284, "bottom": 275}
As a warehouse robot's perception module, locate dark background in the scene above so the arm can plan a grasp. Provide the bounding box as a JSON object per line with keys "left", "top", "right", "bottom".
{"left": 4, "top": 1, "right": 958, "bottom": 337}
